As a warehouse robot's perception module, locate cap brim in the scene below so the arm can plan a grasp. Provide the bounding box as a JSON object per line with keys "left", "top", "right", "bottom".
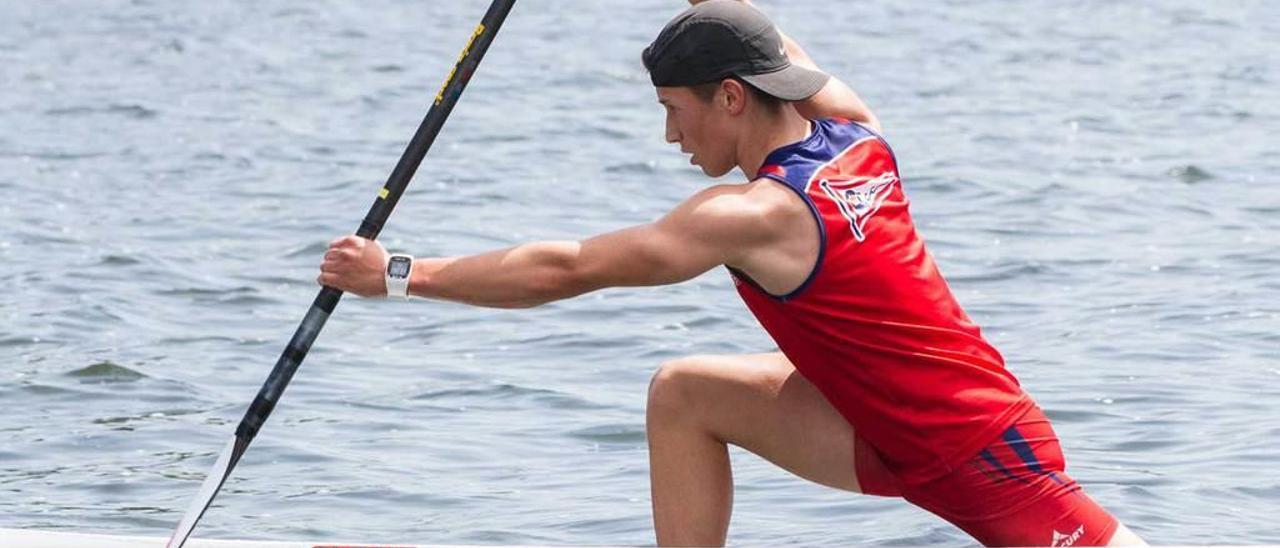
{"left": 738, "top": 63, "right": 830, "bottom": 101}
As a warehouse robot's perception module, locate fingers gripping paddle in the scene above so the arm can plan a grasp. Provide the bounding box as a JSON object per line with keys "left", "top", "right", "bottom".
{"left": 166, "top": 2, "right": 518, "bottom": 546}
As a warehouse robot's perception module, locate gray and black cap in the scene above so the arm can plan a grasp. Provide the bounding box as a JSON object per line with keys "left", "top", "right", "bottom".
{"left": 642, "top": 0, "right": 829, "bottom": 101}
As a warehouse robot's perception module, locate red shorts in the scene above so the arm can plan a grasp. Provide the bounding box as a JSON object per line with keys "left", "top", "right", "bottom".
{"left": 855, "top": 405, "right": 1119, "bottom": 547}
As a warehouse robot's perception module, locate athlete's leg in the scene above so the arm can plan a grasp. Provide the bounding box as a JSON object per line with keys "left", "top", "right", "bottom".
{"left": 899, "top": 403, "right": 1148, "bottom": 547}
{"left": 646, "top": 352, "right": 861, "bottom": 546}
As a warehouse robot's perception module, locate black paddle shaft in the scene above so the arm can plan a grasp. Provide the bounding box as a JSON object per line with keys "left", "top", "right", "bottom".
{"left": 169, "top": 4, "right": 518, "bottom": 545}
{"left": 235, "top": 0, "right": 517, "bottom": 445}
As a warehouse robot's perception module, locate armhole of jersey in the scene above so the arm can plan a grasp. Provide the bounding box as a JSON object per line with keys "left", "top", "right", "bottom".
{"left": 733, "top": 173, "right": 827, "bottom": 302}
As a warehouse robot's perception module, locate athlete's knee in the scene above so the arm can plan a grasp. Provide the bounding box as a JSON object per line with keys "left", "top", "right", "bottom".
{"left": 647, "top": 356, "right": 710, "bottom": 424}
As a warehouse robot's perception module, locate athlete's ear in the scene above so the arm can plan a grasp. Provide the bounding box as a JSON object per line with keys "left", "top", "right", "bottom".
{"left": 720, "top": 78, "right": 747, "bottom": 115}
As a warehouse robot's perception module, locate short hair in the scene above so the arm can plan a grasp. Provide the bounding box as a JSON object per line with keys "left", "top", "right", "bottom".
{"left": 690, "top": 76, "right": 785, "bottom": 112}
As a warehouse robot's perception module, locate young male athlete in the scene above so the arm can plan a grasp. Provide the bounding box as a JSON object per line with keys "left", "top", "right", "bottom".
{"left": 319, "top": 1, "right": 1146, "bottom": 545}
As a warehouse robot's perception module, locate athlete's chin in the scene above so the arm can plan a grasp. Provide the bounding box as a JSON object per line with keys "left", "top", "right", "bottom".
{"left": 699, "top": 163, "right": 734, "bottom": 178}
{"left": 688, "top": 154, "right": 733, "bottom": 178}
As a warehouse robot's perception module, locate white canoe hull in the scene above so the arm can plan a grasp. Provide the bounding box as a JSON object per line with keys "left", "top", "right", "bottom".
{"left": 0, "top": 528, "right": 432, "bottom": 547}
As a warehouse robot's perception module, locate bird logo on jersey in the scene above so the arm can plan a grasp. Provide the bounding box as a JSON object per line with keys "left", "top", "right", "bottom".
{"left": 817, "top": 170, "right": 899, "bottom": 242}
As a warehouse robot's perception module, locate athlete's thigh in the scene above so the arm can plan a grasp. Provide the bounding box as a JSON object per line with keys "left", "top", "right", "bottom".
{"left": 664, "top": 352, "right": 862, "bottom": 492}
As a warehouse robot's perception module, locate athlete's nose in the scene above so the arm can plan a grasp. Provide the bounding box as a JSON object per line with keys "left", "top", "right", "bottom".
{"left": 664, "top": 114, "right": 680, "bottom": 144}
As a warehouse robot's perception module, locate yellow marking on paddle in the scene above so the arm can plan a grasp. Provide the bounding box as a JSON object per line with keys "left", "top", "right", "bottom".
{"left": 378, "top": 187, "right": 390, "bottom": 199}
{"left": 435, "top": 23, "right": 487, "bottom": 105}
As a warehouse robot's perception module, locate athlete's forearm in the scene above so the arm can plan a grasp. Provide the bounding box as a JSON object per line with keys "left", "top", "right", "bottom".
{"left": 408, "top": 241, "right": 590, "bottom": 309}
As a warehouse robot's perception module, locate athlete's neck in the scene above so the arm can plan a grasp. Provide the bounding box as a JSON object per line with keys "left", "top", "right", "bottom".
{"left": 737, "top": 105, "right": 812, "bottom": 180}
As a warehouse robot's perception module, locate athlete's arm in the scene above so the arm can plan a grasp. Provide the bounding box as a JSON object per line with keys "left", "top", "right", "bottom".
{"left": 318, "top": 185, "right": 775, "bottom": 308}
{"left": 688, "top": 0, "right": 882, "bottom": 132}
{"left": 782, "top": 35, "right": 882, "bottom": 133}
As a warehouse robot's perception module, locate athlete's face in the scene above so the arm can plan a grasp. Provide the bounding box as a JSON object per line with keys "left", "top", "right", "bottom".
{"left": 656, "top": 86, "right": 738, "bottom": 177}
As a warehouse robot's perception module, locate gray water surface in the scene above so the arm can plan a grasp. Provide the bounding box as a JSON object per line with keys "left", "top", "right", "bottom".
{"left": 2, "top": 0, "right": 1278, "bottom": 545}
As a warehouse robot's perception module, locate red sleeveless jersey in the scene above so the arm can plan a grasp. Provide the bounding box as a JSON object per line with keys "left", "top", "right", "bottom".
{"left": 733, "top": 118, "right": 1033, "bottom": 484}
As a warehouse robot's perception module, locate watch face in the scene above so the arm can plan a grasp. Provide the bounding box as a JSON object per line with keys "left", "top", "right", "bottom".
{"left": 388, "top": 257, "right": 411, "bottom": 278}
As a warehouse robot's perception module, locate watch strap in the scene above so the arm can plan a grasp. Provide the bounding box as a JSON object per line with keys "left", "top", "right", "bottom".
{"left": 385, "top": 254, "right": 414, "bottom": 299}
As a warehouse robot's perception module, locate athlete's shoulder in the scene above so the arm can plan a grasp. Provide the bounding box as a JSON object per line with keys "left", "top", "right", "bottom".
{"left": 665, "top": 180, "right": 807, "bottom": 244}
{"left": 676, "top": 182, "right": 771, "bottom": 224}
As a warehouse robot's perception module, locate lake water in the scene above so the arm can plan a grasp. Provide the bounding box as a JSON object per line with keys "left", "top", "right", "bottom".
{"left": 1, "top": 0, "right": 1277, "bottom": 545}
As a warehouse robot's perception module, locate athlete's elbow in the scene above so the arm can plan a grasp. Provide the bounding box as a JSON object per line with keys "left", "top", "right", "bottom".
{"left": 518, "top": 268, "right": 583, "bottom": 307}
{"left": 490, "top": 298, "right": 545, "bottom": 310}
{"left": 479, "top": 277, "right": 572, "bottom": 309}
{"left": 524, "top": 250, "right": 595, "bottom": 306}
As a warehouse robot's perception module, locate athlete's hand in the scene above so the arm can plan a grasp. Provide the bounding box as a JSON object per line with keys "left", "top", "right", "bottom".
{"left": 318, "top": 235, "right": 389, "bottom": 298}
